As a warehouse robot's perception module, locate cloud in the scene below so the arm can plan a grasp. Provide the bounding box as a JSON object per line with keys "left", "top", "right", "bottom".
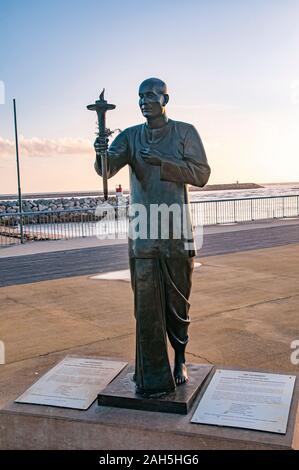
{"left": 0, "top": 136, "right": 93, "bottom": 158}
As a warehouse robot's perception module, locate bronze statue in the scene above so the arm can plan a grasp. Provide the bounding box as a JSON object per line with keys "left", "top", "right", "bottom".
{"left": 94, "top": 78, "right": 211, "bottom": 396}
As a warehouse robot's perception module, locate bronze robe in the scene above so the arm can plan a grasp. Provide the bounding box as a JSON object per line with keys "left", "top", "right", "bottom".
{"left": 95, "top": 118, "right": 210, "bottom": 394}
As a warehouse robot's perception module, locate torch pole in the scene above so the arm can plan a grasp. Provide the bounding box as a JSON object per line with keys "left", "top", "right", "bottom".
{"left": 97, "top": 109, "right": 108, "bottom": 200}
{"left": 87, "top": 89, "right": 116, "bottom": 201}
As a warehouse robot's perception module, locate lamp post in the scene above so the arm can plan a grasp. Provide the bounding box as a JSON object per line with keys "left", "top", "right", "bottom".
{"left": 13, "top": 98, "right": 24, "bottom": 243}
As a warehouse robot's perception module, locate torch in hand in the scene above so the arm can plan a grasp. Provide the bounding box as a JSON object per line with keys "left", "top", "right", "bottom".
{"left": 87, "top": 89, "right": 116, "bottom": 200}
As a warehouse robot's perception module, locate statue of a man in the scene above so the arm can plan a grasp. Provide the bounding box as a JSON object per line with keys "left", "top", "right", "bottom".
{"left": 95, "top": 78, "right": 211, "bottom": 396}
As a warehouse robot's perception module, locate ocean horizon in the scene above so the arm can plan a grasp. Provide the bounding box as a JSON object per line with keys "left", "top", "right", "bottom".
{"left": 1, "top": 182, "right": 299, "bottom": 202}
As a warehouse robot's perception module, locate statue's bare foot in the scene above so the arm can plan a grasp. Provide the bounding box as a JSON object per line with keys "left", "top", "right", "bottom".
{"left": 174, "top": 361, "right": 188, "bottom": 385}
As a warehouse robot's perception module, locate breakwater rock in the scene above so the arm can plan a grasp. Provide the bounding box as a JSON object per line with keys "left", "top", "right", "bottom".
{"left": 0, "top": 196, "right": 128, "bottom": 215}
{"left": 0, "top": 196, "right": 129, "bottom": 227}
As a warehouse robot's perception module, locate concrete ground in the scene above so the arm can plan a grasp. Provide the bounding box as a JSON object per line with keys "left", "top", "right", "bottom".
{"left": 1, "top": 218, "right": 298, "bottom": 287}
{"left": 0, "top": 243, "right": 298, "bottom": 410}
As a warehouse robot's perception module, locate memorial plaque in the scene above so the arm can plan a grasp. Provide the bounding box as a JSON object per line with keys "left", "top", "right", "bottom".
{"left": 15, "top": 356, "right": 127, "bottom": 410}
{"left": 191, "top": 369, "right": 296, "bottom": 434}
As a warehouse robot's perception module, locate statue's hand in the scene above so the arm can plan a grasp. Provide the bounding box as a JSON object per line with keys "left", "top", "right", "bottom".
{"left": 140, "top": 147, "right": 162, "bottom": 166}
{"left": 94, "top": 137, "right": 108, "bottom": 155}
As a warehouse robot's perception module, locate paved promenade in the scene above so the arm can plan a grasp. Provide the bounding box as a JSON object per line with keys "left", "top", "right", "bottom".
{"left": 0, "top": 218, "right": 298, "bottom": 287}
{"left": 0, "top": 242, "right": 298, "bottom": 410}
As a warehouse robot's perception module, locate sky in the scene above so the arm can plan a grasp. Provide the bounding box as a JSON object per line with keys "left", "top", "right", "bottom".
{"left": 0, "top": 0, "right": 299, "bottom": 194}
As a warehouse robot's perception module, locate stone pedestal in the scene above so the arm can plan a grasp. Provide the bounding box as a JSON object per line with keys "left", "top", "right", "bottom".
{"left": 0, "top": 362, "right": 298, "bottom": 450}
{"left": 98, "top": 363, "right": 213, "bottom": 414}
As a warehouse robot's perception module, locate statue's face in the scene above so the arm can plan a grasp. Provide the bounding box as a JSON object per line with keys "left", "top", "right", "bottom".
{"left": 138, "top": 81, "right": 166, "bottom": 119}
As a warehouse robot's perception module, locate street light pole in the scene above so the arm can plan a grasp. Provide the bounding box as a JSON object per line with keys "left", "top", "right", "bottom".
{"left": 13, "top": 98, "right": 24, "bottom": 243}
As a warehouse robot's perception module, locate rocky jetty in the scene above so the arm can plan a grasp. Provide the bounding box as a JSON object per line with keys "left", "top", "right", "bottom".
{"left": 0, "top": 196, "right": 127, "bottom": 214}
{"left": 0, "top": 196, "right": 128, "bottom": 227}
{"left": 190, "top": 182, "right": 263, "bottom": 191}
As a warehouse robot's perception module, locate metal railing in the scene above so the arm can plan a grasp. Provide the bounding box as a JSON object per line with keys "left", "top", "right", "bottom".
{"left": 0, "top": 207, "right": 128, "bottom": 246}
{"left": 0, "top": 194, "right": 298, "bottom": 246}
{"left": 191, "top": 194, "right": 299, "bottom": 226}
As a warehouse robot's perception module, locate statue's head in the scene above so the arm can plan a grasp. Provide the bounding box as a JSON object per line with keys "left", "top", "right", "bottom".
{"left": 138, "top": 78, "right": 169, "bottom": 120}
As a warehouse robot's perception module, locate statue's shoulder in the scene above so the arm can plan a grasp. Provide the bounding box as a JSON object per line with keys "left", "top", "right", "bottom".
{"left": 170, "top": 119, "right": 197, "bottom": 138}
{"left": 122, "top": 123, "right": 143, "bottom": 137}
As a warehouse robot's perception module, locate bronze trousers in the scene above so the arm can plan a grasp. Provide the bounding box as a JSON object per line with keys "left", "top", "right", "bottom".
{"left": 129, "top": 256, "right": 194, "bottom": 394}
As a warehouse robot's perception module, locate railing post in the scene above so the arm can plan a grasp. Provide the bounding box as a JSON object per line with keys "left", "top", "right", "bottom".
{"left": 233, "top": 200, "right": 236, "bottom": 222}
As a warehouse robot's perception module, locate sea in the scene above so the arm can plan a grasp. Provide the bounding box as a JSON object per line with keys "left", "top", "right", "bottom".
{"left": 189, "top": 182, "right": 299, "bottom": 202}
